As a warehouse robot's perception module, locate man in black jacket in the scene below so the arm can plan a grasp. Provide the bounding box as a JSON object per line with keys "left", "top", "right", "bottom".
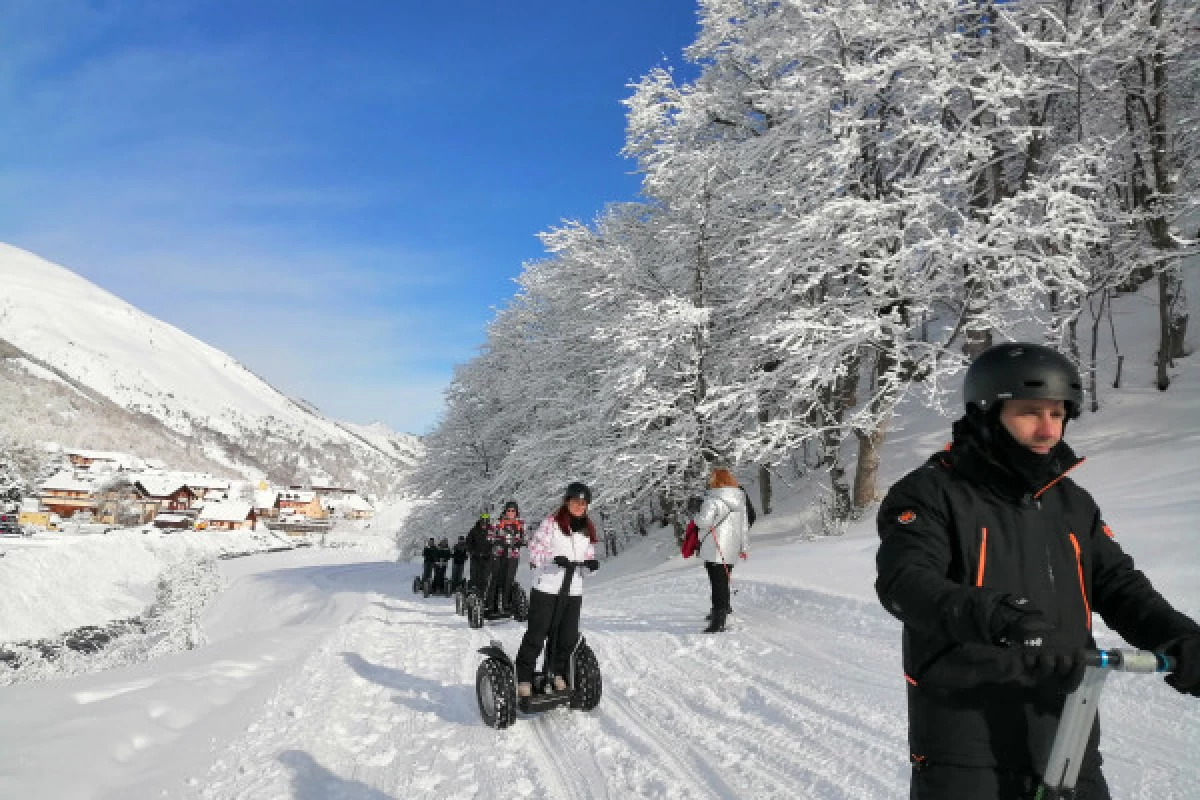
{"left": 450, "top": 535, "right": 469, "bottom": 591}
{"left": 466, "top": 514, "right": 491, "bottom": 592}
{"left": 876, "top": 343, "right": 1200, "bottom": 799}
{"left": 420, "top": 537, "right": 437, "bottom": 590}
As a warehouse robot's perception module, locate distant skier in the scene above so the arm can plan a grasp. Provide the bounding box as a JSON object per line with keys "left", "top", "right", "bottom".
{"left": 450, "top": 535, "right": 469, "bottom": 591}
{"left": 691, "top": 468, "right": 750, "bottom": 633}
{"left": 876, "top": 343, "right": 1200, "bottom": 799}
{"left": 515, "top": 482, "right": 599, "bottom": 698}
{"left": 466, "top": 513, "right": 491, "bottom": 592}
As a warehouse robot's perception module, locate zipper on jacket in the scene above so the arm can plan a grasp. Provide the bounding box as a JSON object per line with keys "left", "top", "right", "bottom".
{"left": 1068, "top": 532, "right": 1092, "bottom": 630}
{"left": 974, "top": 527, "right": 988, "bottom": 587}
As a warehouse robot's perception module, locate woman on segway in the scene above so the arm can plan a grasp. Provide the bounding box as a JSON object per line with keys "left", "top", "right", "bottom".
{"left": 495, "top": 501, "right": 526, "bottom": 610}
{"left": 515, "top": 482, "right": 599, "bottom": 699}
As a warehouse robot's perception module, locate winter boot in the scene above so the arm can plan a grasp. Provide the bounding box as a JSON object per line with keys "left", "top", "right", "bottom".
{"left": 702, "top": 609, "right": 727, "bottom": 633}
{"left": 704, "top": 607, "right": 733, "bottom": 621}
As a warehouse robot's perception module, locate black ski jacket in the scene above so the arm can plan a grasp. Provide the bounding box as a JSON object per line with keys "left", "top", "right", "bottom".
{"left": 452, "top": 542, "right": 469, "bottom": 565}
{"left": 421, "top": 545, "right": 437, "bottom": 564}
{"left": 876, "top": 435, "right": 1199, "bottom": 772}
{"left": 466, "top": 522, "right": 491, "bottom": 559}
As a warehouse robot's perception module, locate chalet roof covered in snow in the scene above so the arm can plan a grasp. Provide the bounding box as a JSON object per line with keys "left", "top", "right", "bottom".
{"left": 197, "top": 501, "right": 254, "bottom": 522}
{"left": 40, "top": 470, "right": 95, "bottom": 493}
{"left": 133, "top": 476, "right": 193, "bottom": 499}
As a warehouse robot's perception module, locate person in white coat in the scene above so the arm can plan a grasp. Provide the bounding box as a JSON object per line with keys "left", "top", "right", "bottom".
{"left": 515, "top": 482, "right": 599, "bottom": 697}
{"left": 693, "top": 468, "right": 750, "bottom": 633}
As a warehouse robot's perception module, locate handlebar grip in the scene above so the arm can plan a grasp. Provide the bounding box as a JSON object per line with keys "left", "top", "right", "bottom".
{"left": 1081, "top": 649, "right": 1174, "bottom": 673}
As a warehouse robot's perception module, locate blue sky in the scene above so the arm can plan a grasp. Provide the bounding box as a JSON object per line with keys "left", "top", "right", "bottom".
{"left": 0, "top": 1, "right": 700, "bottom": 434}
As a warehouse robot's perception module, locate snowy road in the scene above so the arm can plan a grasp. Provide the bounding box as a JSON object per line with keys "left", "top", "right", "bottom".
{"left": 3, "top": 537, "right": 1198, "bottom": 799}
{"left": 185, "top": 553, "right": 911, "bottom": 800}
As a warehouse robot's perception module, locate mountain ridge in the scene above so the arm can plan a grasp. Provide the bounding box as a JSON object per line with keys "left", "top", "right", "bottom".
{"left": 0, "top": 242, "right": 422, "bottom": 494}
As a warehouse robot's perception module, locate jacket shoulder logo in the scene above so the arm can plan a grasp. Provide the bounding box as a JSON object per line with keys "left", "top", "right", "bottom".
{"left": 897, "top": 510, "right": 917, "bottom": 524}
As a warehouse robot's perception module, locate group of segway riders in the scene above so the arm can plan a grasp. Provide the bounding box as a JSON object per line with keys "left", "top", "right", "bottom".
{"left": 414, "top": 342, "right": 1200, "bottom": 793}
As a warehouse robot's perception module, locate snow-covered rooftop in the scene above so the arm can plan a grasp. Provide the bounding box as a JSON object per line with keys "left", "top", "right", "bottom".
{"left": 197, "top": 501, "right": 254, "bottom": 523}
{"left": 40, "top": 470, "right": 95, "bottom": 493}
{"left": 134, "top": 476, "right": 192, "bottom": 499}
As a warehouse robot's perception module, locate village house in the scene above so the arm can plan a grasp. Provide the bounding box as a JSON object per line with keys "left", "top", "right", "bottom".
{"left": 133, "top": 477, "right": 198, "bottom": 513}
{"left": 38, "top": 470, "right": 98, "bottom": 519}
{"left": 276, "top": 488, "right": 327, "bottom": 520}
{"left": 65, "top": 449, "right": 143, "bottom": 472}
{"left": 326, "top": 492, "right": 375, "bottom": 520}
{"left": 196, "top": 500, "right": 256, "bottom": 531}
{"left": 94, "top": 478, "right": 160, "bottom": 526}
{"left": 180, "top": 474, "right": 232, "bottom": 502}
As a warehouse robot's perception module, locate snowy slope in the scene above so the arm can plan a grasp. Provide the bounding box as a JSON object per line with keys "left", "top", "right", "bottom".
{"left": 0, "top": 242, "right": 413, "bottom": 489}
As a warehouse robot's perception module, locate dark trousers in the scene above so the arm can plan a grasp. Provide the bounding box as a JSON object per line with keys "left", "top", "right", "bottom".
{"left": 911, "top": 762, "right": 1110, "bottom": 800}
{"left": 432, "top": 565, "right": 447, "bottom": 591}
{"left": 421, "top": 560, "right": 434, "bottom": 585}
{"left": 516, "top": 589, "right": 583, "bottom": 684}
{"left": 505, "top": 557, "right": 519, "bottom": 598}
{"left": 451, "top": 561, "right": 465, "bottom": 588}
{"left": 705, "top": 561, "right": 734, "bottom": 613}
{"left": 486, "top": 557, "right": 509, "bottom": 610}
{"left": 469, "top": 556, "right": 485, "bottom": 590}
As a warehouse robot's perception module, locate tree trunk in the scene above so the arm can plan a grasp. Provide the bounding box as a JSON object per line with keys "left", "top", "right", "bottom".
{"left": 1156, "top": 267, "right": 1187, "bottom": 390}
{"left": 852, "top": 422, "right": 888, "bottom": 508}
{"left": 757, "top": 464, "right": 772, "bottom": 516}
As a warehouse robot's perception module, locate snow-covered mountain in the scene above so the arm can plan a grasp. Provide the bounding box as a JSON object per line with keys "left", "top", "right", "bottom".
{"left": 0, "top": 242, "right": 421, "bottom": 494}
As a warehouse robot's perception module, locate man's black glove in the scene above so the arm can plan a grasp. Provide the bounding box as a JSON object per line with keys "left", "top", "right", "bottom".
{"left": 990, "top": 596, "right": 1056, "bottom": 647}
{"left": 1021, "top": 644, "right": 1086, "bottom": 693}
{"left": 1163, "top": 635, "right": 1200, "bottom": 697}
{"left": 584, "top": 559, "right": 599, "bottom": 572}
{"left": 553, "top": 556, "right": 571, "bottom": 568}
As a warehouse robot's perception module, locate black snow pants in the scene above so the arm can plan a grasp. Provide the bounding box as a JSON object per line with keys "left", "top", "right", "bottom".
{"left": 486, "top": 557, "right": 509, "bottom": 611}
{"left": 421, "top": 559, "right": 434, "bottom": 586}
{"left": 704, "top": 561, "right": 734, "bottom": 614}
{"left": 469, "top": 555, "right": 485, "bottom": 591}
{"left": 516, "top": 588, "right": 582, "bottom": 684}
{"left": 910, "top": 759, "right": 1110, "bottom": 800}
{"left": 505, "top": 557, "right": 520, "bottom": 601}
{"left": 451, "top": 561, "right": 465, "bottom": 589}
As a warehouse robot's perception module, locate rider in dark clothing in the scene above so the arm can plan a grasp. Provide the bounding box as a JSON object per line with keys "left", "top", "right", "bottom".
{"left": 420, "top": 537, "right": 437, "bottom": 589}
{"left": 466, "top": 514, "right": 491, "bottom": 592}
{"left": 451, "top": 536, "right": 469, "bottom": 591}
{"left": 876, "top": 343, "right": 1200, "bottom": 799}
{"left": 431, "top": 537, "right": 453, "bottom": 593}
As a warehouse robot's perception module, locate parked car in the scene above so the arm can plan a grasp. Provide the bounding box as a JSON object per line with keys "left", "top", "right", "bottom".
{"left": 0, "top": 512, "right": 28, "bottom": 537}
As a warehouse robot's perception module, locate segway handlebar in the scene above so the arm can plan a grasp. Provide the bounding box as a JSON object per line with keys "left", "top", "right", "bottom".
{"left": 1080, "top": 648, "right": 1174, "bottom": 673}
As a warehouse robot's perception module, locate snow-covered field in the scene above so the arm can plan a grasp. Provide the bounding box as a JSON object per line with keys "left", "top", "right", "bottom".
{"left": 1, "top": 354, "right": 1198, "bottom": 798}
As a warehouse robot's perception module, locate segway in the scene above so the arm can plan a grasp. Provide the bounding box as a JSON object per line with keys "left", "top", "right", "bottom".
{"left": 1036, "top": 648, "right": 1175, "bottom": 799}
{"left": 467, "top": 567, "right": 518, "bottom": 628}
{"left": 412, "top": 576, "right": 423, "bottom": 594}
{"left": 475, "top": 560, "right": 602, "bottom": 729}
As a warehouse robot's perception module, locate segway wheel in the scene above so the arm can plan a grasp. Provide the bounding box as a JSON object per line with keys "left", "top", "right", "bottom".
{"left": 511, "top": 585, "right": 529, "bottom": 622}
{"left": 412, "top": 576, "right": 422, "bottom": 594}
{"left": 570, "top": 641, "right": 602, "bottom": 711}
{"left": 467, "top": 595, "right": 484, "bottom": 629}
{"left": 476, "top": 657, "right": 517, "bottom": 729}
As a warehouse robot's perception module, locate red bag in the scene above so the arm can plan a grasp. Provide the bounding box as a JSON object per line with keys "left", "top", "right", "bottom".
{"left": 681, "top": 521, "right": 700, "bottom": 558}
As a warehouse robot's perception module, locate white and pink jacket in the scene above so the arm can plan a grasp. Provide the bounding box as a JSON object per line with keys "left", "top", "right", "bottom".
{"left": 528, "top": 515, "right": 596, "bottom": 596}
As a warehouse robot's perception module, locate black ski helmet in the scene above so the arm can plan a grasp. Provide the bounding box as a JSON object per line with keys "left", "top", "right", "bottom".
{"left": 563, "top": 481, "right": 592, "bottom": 504}
{"left": 964, "top": 342, "right": 1083, "bottom": 419}
{"left": 503, "top": 500, "right": 519, "bottom": 514}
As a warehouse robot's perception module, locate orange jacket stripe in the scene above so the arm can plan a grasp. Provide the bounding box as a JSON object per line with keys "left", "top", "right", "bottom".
{"left": 1069, "top": 532, "right": 1092, "bottom": 630}
{"left": 975, "top": 527, "right": 988, "bottom": 587}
